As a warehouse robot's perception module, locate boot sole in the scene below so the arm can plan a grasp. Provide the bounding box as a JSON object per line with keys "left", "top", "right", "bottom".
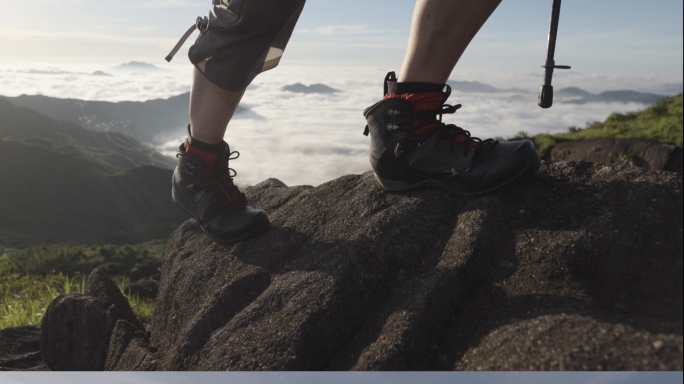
{"left": 172, "top": 186, "right": 271, "bottom": 244}
{"left": 175, "top": 203, "right": 271, "bottom": 244}
{"left": 372, "top": 158, "right": 540, "bottom": 196}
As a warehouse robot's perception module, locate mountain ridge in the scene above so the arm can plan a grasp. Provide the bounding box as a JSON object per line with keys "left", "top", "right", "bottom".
{"left": 2, "top": 93, "right": 251, "bottom": 144}
{"left": 0, "top": 99, "right": 186, "bottom": 247}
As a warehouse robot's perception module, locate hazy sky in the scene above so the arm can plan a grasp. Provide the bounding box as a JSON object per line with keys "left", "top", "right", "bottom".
{"left": 0, "top": 0, "right": 682, "bottom": 84}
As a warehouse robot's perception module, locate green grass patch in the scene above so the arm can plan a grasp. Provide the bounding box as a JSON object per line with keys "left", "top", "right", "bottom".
{"left": 3, "top": 240, "right": 166, "bottom": 277}
{"left": 1, "top": 250, "right": 157, "bottom": 329}
{"left": 528, "top": 94, "right": 683, "bottom": 159}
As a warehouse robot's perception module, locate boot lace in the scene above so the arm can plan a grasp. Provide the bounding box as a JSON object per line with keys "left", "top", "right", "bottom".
{"left": 401, "top": 85, "right": 498, "bottom": 156}
{"left": 206, "top": 150, "right": 246, "bottom": 212}
{"left": 183, "top": 147, "right": 246, "bottom": 213}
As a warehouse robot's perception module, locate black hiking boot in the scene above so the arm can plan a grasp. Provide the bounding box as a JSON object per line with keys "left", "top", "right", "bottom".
{"left": 363, "top": 72, "right": 541, "bottom": 195}
{"left": 172, "top": 136, "right": 270, "bottom": 243}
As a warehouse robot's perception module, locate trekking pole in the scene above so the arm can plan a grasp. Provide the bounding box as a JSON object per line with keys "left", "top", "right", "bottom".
{"left": 538, "top": 0, "right": 571, "bottom": 108}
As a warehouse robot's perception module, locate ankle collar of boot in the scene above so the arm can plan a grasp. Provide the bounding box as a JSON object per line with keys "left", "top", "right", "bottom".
{"left": 184, "top": 138, "right": 227, "bottom": 167}
{"left": 386, "top": 80, "right": 444, "bottom": 95}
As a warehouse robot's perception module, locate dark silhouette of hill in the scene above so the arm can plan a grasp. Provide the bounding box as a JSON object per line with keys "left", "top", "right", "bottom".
{"left": 112, "top": 61, "right": 163, "bottom": 72}
{"left": 282, "top": 83, "right": 340, "bottom": 94}
{"left": 447, "top": 80, "right": 527, "bottom": 93}
{"left": 556, "top": 87, "right": 666, "bottom": 104}
{"left": 2, "top": 93, "right": 251, "bottom": 144}
{"left": 650, "top": 83, "right": 683, "bottom": 96}
{"left": 0, "top": 99, "right": 186, "bottom": 247}
{"left": 444, "top": 81, "right": 667, "bottom": 104}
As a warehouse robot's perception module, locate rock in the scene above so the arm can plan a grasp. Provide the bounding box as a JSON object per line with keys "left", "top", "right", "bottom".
{"left": 84, "top": 268, "right": 145, "bottom": 332}
{"left": 39, "top": 268, "right": 144, "bottom": 370}
{"left": 550, "top": 138, "right": 683, "bottom": 173}
{"left": 104, "top": 320, "right": 157, "bottom": 370}
{"left": 0, "top": 325, "right": 47, "bottom": 371}
{"left": 40, "top": 162, "right": 683, "bottom": 370}
{"left": 128, "top": 261, "right": 160, "bottom": 282}
{"left": 124, "top": 279, "right": 159, "bottom": 300}
{"left": 39, "top": 294, "right": 113, "bottom": 370}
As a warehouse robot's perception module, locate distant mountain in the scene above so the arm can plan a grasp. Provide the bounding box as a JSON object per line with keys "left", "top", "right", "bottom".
{"left": 113, "top": 61, "right": 164, "bottom": 72}
{"left": 2, "top": 93, "right": 251, "bottom": 145}
{"left": 91, "top": 70, "right": 112, "bottom": 76}
{"left": 446, "top": 80, "right": 528, "bottom": 94}
{"left": 18, "top": 68, "right": 72, "bottom": 75}
{"left": 282, "top": 83, "right": 340, "bottom": 94}
{"left": 555, "top": 86, "right": 592, "bottom": 98}
{"left": 0, "top": 99, "right": 186, "bottom": 247}
{"left": 556, "top": 88, "right": 667, "bottom": 104}
{"left": 647, "top": 83, "right": 683, "bottom": 96}
{"left": 445, "top": 81, "right": 670, "bottom": 104}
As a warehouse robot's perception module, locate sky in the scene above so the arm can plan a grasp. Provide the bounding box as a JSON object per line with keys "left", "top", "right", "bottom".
{"left": 0, "top": 372, "right": 683, "bottom": 384}
{"left": 0, "top": 0, "right": 682, "bottom": 187}
{"left": 0, "top": 0, "right": 682, "bottom": 85}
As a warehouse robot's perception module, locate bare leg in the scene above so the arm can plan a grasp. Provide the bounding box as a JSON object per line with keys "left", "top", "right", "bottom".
{"left": 399, "top": 0, "right": 501, "bottom": 84}
{"left": 189, "top": 67, "right": 245, "bottom": 145}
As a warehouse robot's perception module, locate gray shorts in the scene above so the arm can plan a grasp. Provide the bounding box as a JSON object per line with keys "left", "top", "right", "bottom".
{"left": 189, "top": 0, "right": 306, "bottom": 91}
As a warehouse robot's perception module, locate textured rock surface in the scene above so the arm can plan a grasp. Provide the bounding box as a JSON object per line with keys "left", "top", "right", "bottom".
{"left": 39, "top": 268, "right": 145, "bottom": 370}
{"left": 551, "top": 138, "right": 683, "bottom": 174}
{"left": 37, "top": 162, "right": 684, "bottom": 370}
{"left": 0, "top": 325, "right": 47, "bottom": 371}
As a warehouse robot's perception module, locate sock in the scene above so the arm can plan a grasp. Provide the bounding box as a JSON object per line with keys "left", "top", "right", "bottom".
{"left": 384, "top": 81, "right": 445, "bottom": 135}
{"left": 184, "top": 133, "right": 224, "bottom": 167}
{"left": 183, "top": 132, "right": 245, "bottom": 207}
{"left": 384, "top": 81, "right": 482, "bottom": 148}
{"left": 384, "top": 81, "right": 445, "bottom": 112}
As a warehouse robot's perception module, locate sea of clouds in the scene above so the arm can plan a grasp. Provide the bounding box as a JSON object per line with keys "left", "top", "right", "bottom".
{"left": 0, "top": 62, "right": 677, "bottom": 187}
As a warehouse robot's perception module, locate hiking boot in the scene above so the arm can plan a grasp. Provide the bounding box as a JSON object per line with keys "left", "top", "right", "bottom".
{"left": 172, "top": 136, "right": 270, "bottom": 243}
{"left": 363, "top": 72, "right": 541, "bottom": 195}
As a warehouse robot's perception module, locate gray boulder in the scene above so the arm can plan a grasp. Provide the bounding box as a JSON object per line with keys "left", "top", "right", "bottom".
{"left": 39, "top": 162, "right": 684, "bottom": 370}
{"left": 0, "top": 325, "right": 46, "bottom": 370}
{"left": 551, "top": 138, "right": 683, "bottom": 173}
{"left": 39, "top": 268, "right": 144, "bottom": 370}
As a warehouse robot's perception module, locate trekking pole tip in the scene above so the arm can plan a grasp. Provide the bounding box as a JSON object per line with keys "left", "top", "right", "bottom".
{"left": 538, "top": 85, "right": 554, "bottom": 108}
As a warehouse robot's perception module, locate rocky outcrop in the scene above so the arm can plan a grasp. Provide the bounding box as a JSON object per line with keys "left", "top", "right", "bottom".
{"left": 39, "top": 269, "right": 146, "bottom": 370}
{"left": 0, "top": 325, "right": 46, "bottom": 371}
{"left": 38, "top": 162, "right": 683, "bottom": 370}
{"left": 124, "top": 261, "right": 161, "bottom": 300}
{"left": 551, "top": 138, "right": 683, "bottom": 174}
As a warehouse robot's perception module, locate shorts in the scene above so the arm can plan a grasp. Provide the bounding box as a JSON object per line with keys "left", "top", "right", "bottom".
{"left": 189, "top": 0, "right": 306, "bottom": 91}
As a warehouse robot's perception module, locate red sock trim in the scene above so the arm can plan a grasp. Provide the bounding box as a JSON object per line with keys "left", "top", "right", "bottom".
{"left": 384, "top": 91, "right": 444, "bottom": 112}
{"left": 384, "top": 92, "right": 487, "bottom": 149}
{"left": 184, "top": 138, "right": 219, "bottom": 167}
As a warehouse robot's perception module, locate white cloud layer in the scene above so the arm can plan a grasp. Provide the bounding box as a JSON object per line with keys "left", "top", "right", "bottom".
{"left": 0, "top": 63, "right": 677, "bottom": 188}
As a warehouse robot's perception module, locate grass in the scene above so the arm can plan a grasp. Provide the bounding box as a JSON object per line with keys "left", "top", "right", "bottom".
{"left": 525, "top": 94, "right": 683, "bottom": 159}
{"left": 0, "top": 255, "right": 155, "bottom": 329}
{"left": 3, "top": 241, "right": 167, "bottom": 277}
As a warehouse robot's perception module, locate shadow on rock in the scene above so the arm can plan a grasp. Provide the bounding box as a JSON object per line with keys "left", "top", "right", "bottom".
{"left": 34, "top": 162, "right": 683, "bottom": 371}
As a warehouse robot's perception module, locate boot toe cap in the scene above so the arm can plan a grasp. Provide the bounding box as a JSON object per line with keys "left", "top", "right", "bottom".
{"left": 203, "top": 207, "right": 271, "bottom": 243}
{"left": 481, "top": 140, "right": 541, "bottom": 191}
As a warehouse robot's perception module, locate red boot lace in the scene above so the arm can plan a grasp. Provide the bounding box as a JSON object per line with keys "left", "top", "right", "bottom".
{"left": 184, "top": 139, "right": 246, "bottom": 212}
{"left": 385, "top": 87, "right": 498, "bottom": 153}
